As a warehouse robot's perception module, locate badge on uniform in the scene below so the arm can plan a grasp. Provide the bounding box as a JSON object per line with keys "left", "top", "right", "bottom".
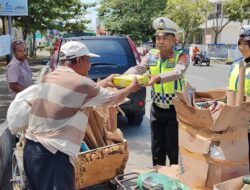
{"left": 165, "top": 58, "right": 175, "bottom": 68}
{"left": 147, "top": 54, "right": 158, "bottom": 66}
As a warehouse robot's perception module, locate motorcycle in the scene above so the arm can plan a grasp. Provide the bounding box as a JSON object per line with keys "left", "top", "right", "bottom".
{"left": 193, "top": 52, "right": 210, "bottom": 66}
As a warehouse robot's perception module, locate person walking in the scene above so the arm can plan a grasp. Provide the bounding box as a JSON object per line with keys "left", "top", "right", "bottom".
{"left": 18, "top": 41, "right": 141, "bottom": 190}
{"left": 6, "top": 41, "right": 33, "bottom": 99}
{"left": 125, "top": 17, "right": 189, "bottom": 166}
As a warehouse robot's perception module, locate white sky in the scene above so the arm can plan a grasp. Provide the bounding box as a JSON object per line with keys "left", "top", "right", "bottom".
{"left": 81, "top": 0, "right": 98, "bottom": 31}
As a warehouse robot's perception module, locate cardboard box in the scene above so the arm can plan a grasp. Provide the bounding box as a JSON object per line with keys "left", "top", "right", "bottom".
{"left": 213, "top": 176, "right": 244, "bottom": 190}
{"left": 173, "top": 90, "right": 250, "bottom": 131}
{"left": 178, "top": 122, "right": 249, "bottom": 189}
{"left": 75, "top": 140, "right": 128, "bottom": 189}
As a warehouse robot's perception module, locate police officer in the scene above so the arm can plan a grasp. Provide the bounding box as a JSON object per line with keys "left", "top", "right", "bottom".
{"left": 229, "top": 25, "right": 250, "bottom": 163}
{"left": 125, "top": 17, "right": 189, "bottom": 166}
{"left": 229, "top": 25, "right": 250, "bottom": 98}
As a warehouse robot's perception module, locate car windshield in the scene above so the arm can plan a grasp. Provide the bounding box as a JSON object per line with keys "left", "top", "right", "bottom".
{"left": 81, "top": 39, "right": 134, "bottom": 67}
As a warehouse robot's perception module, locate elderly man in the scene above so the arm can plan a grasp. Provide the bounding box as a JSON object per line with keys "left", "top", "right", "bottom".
{"left": 6, "top": 41, "right": 33, "bottom": 99}
{"left": 21, "top": 41, "right": 140, "bottom": 190}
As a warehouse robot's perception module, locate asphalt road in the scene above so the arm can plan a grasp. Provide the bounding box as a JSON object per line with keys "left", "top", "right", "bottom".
{"left": 0, "top": 62, "right": 231, "bottom": 190}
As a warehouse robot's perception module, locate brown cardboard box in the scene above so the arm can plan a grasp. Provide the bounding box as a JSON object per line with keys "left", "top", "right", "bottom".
{"left": 178, "top": 122, "right": 249, "bottom": 189}
{"left": 213, "top": 176, "right": 244, "bottom": 190}
{"left": 173, "top": 92, "right": 250, "bottom": 131}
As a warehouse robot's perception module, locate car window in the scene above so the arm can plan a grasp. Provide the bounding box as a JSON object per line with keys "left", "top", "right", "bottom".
{"left": 81, "top": 39, "right": 136, "bottom": 67}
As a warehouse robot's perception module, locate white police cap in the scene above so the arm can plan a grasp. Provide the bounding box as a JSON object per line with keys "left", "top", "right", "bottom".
{"left": 152, "top": 17, "right": 179, "bottom": 36}
{"left": 239, "top": 25, "right": 250, "bottom": 41}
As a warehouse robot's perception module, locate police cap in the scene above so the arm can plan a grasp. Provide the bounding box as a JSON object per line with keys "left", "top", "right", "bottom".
{"left": 153, "top": 17, "right": 179, "bottom": 36}
{"left": 239, "top": 25, "right": 250, "bottom": 41}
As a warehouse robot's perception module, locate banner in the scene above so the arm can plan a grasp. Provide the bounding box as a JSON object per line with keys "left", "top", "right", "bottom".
{"left": 0, "top": 35, "right": 11, "bottom": 56}
{"left": 0, "top": 0, "right": 28, "bottom": 16}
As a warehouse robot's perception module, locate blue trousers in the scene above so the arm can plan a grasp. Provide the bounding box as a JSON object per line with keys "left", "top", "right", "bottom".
{"left": 23, "top": 139, "right": 75, "bottom": 190}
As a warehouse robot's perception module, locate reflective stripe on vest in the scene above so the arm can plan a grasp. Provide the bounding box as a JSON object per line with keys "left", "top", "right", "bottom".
{"left": 149, "top": 49, "right": 186, "bottom": 108}
{"left": 229, "top": 60, "right": 250, "bottom": 97}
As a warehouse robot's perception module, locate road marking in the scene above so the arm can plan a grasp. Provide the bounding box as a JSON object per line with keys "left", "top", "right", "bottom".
{"left": 186, "top": 74, "right": 206, "bottom": 81}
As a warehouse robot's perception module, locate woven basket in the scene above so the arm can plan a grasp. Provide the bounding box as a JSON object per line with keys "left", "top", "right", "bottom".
{"left": 75, "top": 140, "right": 129, "bottom": 189}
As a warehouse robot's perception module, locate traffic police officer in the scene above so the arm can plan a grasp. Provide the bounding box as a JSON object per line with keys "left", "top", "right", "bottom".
{"left": 229, "top": 25, "right": 250, "bottom": 163}
{"left": 229, "top": 25, "right": 250, "bottom": 98}
{"left": 125, "top": 17, "right": 189, "bottom": 166}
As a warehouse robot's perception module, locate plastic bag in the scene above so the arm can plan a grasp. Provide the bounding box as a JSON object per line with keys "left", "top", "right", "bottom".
{"left": 7, "top": 85, "right": 39, "bottom": 135}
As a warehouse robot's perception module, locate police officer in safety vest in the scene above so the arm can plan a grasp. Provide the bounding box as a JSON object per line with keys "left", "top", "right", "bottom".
{"left": 229, "top": 25, "right": 250, "bottom": 163}
{"left": 125, "top": 17, "right": 189, "bottom": 166}
{"left": 229, "top": 25, "right": 250, "bottom": 98}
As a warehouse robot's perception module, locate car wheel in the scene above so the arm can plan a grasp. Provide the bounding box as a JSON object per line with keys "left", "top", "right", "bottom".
{"left": 127, "top": 112, "right": 144, "bottom": 126}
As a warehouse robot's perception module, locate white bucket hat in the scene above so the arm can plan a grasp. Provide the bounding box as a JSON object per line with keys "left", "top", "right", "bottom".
{"left": 59, "top": 41, "right": 100, "bottom": 61}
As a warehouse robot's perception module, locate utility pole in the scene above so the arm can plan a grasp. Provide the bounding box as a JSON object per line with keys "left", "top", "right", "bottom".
{"left": 6, "top": 16, "right": 12, "bottom": 64}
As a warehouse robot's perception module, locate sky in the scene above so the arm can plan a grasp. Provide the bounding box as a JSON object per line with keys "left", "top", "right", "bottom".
{"left": 82, "top": 0, "right": 98, "bottom": 31}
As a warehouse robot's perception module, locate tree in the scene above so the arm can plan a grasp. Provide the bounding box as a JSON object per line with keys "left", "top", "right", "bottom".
{"left": 164, "top": 0, "right": 212, "bottom": 46}
{"left": 224, "top": 0, "right": 250, "bottom": 23}
{"left": 207, "top": 3, "right": 231, "bottom": 44}
{"left": 98, "top": 0, "right": 166, "bottom": 43}
{"left": 12, "top": 0, "right": 94, "bottom": 56}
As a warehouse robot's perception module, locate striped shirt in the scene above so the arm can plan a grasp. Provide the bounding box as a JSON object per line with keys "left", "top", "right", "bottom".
{"left": 25, "top": 66, "right": 114, "bottom": 166}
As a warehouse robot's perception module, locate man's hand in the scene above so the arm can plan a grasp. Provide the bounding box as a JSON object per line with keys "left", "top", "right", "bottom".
{"left": 128, "top": 78, "right": 141, "bottom": 93}
{"left": 97, "top": 74, "right": 116, "bottom": 88}
{"left": 146, "top": 75, "right": 161, "bottom": 86}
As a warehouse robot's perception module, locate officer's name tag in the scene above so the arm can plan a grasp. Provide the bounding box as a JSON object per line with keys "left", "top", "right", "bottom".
{"left": 165, "top": 63, "right": 176, "bottom": 68}
{"left": 165, "top": 57, "right": 175, "bottom": 68}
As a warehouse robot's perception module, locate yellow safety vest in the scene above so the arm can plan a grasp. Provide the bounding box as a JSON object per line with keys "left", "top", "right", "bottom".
{"left": 149, "top": 48, "right": 186, "bottom": 108}
{"left": 229, "top": 59, "right": 250, "bottom": 97}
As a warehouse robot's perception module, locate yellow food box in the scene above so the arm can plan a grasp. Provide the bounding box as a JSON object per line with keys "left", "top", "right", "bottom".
{"left": 113, "top": 74, "right": 149, "bottom": 87}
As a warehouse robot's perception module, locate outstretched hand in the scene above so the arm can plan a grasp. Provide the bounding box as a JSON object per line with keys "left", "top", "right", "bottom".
{"left": 98, "top": 74, "right": 116, "bottom": 88}
{"left": 146, "top": 75, "right": 161, "bottom": 86}
{"left": 128, "top": 78, "right": 141, "bottom": 93}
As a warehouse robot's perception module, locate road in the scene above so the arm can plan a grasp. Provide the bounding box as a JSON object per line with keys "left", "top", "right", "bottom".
{"left": 0, "top": 62, "right": 231, "bottom": 190}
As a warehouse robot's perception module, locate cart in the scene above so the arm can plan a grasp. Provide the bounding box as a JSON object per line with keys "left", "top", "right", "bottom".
{"left": 114, "top": 172, "right": 140, "bottom": 190}
{"left": 11, "top": 139, "right": 129, "bottom": 190}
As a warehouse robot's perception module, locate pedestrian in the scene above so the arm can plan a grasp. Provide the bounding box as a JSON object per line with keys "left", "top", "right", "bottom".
{"left": 125, "top": 17, "right": 189, "bottom": 166}
{"left": 20, "top": 41, "right": 141, "bottom": 190}
{"left": 5, "top": 41, "right": 33, "bottom": 99}
{"left": 228, "top": 25, "right": 250, "bottom": 164}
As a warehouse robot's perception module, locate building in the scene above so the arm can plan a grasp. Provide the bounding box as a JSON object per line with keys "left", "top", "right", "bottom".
{"left": 190, "top": 0, "right": 249, "bottom": 60}
{"left": 199, "top": 0, "right": 249, "bottom": 45}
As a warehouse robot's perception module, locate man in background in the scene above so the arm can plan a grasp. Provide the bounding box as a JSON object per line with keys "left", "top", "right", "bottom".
{"left": 6, "top": 41, "right": 33, "bottom": 99}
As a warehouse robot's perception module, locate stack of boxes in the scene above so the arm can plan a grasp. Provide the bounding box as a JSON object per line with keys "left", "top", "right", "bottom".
{"left": 173, "top": 89, "right": 250, "bottom": 189}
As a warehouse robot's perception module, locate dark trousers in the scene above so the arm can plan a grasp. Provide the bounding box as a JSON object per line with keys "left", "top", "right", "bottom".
{"left": 23, "top": 139, "right": 75, "bottom": 190}
{"left": 150, "top": 103, "right": 178, "bottom": 166}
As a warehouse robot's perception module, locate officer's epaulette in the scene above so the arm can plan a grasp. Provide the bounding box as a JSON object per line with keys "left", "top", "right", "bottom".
{"left": 234, "top": 57, "right": 243, "bottom": 63}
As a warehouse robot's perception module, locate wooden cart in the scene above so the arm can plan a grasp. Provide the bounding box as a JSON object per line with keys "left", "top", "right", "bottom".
{"left": 75, "top": 140, "right": 129, "bottom": 189}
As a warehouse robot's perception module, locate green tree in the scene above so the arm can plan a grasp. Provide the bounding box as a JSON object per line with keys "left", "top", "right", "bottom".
{"left": 13, "top": 0, "right": 94, "bottom": 56}
{"left": 224, "top": 0, "right": 250, "bottom": 23}
{"left": 98, "top": 0, "right": 166, "bottom": 43}
{"left": 164, "top": 0, "right": 212, "bottom": 46}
